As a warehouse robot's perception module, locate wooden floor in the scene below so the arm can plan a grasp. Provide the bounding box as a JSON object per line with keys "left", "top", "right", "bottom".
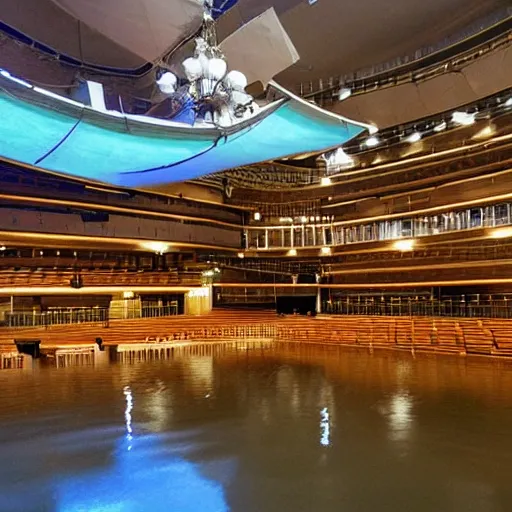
{"left": 1, "top": 310, "right": 512, "bottom": 358}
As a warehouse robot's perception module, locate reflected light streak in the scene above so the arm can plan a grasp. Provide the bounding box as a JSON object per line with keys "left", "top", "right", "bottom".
{"left": 123, "top": 386, "right": 133, "bottom": 450}
{"left": 388, "top": 393, "right": 413, "bottom": 442}
{"left": 320, "top": 407, "right": 330, "bottom": 447}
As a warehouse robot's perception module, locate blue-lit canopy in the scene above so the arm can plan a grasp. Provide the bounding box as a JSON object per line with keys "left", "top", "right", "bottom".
{"left": 0, "top": 73, "right": 369, "bottom": 187}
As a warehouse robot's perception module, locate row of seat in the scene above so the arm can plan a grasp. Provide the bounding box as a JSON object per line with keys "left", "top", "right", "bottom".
{"left": 0, "top": 270, "right": 200, "bottom": 288}
{"left": 1, "top": 310, "right": 512, "bottom": 358}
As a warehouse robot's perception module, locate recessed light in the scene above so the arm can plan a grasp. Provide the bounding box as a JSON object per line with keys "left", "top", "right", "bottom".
{"left": 364, "top": 136, "right": 380, "bottom": 147}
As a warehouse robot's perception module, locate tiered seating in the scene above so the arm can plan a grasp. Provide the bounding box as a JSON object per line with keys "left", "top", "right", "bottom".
{"left": 457, "top": 319, "right": 494, "bottom": 355}
{"left": 433, "top": 319, "right": 464, "bottom": 353}
{"left": 0, "top": 270, "right": 71, "bottom": 287}
{"left": 395, "top": 318, "right": 413, "bottom": 347}
{"left": 1, "top": 311, "right": 512, "bottom": 359}
{"left": 481, "top": 319, "right": 512, "bottom": 355}
{"left": 0, "top": 269, "right": 201, "bottom": 288}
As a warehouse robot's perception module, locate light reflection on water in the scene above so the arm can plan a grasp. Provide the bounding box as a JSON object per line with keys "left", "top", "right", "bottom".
{"left": 1, "top": 343, "right": 512, "bottom": 511}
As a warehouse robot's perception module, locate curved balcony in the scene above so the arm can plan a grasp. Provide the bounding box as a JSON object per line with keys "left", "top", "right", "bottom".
{"left": 244, "top": 200, "right": 512, "bottom": 253}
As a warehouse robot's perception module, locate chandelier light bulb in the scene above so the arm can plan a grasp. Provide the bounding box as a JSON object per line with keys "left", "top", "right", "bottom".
{"left": 225, "top": 70, "right": 248, "bottom": 92}
{"left": 183, "top": 58, "right": 203, "bottom": 82}
{"left": 156, "top": 72, "right": 177, "bottom": 94}
{"left": 207, "top": 58, "right": 227, "bottom": 80}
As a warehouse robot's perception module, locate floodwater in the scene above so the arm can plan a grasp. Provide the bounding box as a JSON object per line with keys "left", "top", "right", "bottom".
{"left": 1, "top": 343, "right": 512, "bottom": 512}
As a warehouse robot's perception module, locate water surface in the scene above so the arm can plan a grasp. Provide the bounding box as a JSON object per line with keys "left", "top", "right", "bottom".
{"left": 1, "top": 343, "right": 512, "bottom": 512}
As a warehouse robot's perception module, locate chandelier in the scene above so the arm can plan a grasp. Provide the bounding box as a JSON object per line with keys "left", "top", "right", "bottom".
{"left": 155, "top": 4, "right": 257, "bottom": 127}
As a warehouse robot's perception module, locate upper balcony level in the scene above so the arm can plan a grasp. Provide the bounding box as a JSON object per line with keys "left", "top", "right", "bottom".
{"left": 196, "top": 89, "right": 512, "bottom": 195}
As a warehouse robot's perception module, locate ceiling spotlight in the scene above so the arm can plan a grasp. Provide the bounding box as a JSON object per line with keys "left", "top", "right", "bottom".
{"left": 405, "top": 131, "right": 422, "bottom": 143}
{"left": 338, "top": 87, "right": 352, "bottom": 101}
{"left": 364, "top": 136, "right": 380, "bottom": 148}
{"left": 433, "top": 120, "right": 447, "bottom": 132}
{"left": 452, "top": 111, "right": 476, "bottom": 126}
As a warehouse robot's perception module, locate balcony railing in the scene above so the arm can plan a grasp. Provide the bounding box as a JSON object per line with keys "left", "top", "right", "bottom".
{"left": 245, "top": 200, "right": 512, "bottom": 251}
{"left": 5, "top": 308, "right": 109, "bottom": 328}
{"left": 4, "top": 303, "right": 181, "bottom": 328}
{"left": 323, "top": 297, "right": 512, "bottom": 319}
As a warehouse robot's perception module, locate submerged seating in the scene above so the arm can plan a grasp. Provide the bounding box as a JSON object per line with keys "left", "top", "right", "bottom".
{"left": 0, "top": 310, "right": 511, "bottom": 358}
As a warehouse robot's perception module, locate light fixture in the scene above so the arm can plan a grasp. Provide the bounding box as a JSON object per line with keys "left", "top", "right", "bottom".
{"left": 156, "top": 72, "right": 178, "bottom": 94}
{"left": 287, "top": 249, "right": 298, "bottom": 256}
{"left": 123, "top": 291, "right": 134, "bottom": 299}
{"left": 320, "top": 177, "right": 332, "bottom": 186}
{"left": 0, "top": 246, "right": 5, "bottom": 251}
{"left": 237, "top": 252, "right": 245, "bottom": 259}
{"left": 505, "top": 97, "right": 512, "bottom": 108}
{"left": 338, "top": 87, "right": 352, "bottom": 101}
{"left": 188, "top": 287, "right": 210, "bottom": 298}
{"left": 452, "top": 111, "right": 476, "bottom": 126}
{"left": 320, "top": 247, "right": 332, "bottom": 256}
{"left": 393, "top": 239, "right": 415, "bottom": 252}
{"left": 364, "top": 136, "right": 380, "bottom": 148}
{"left": 301, "top": 216, "right": 308, "bottom": 223}
{"left": 368, "top": 124, "right": 379, "bottom": 135}
{"left": 156, "top": 8, "right": 257, "bottom": 127}
{"left": 323, "top": 147, "right": 355, "bottom": 171}
{"left": 433, "top": 120, "right": 447, "bottom": 132}
{"left": 490, "top": 227, "right": 512, "bottom": 239}
{"left": 472, "top": 125, "right": 495, "bottom": 140}
{"left": 405, "top": 131, "right": 422, "bottom": 143}
{"left": 254, "top": 212, "right": 261, "bottom": 221}
{"left": 142, "top": 241, "right": 169, "bottom": 255}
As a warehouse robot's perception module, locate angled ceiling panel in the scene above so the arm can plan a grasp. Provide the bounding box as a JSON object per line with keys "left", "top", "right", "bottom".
{"left": 220, "top": 8, "right": 299, "bottom": 86}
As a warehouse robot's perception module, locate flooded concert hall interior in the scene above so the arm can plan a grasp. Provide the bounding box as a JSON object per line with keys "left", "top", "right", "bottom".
{"left": 0, "top": 1, "right": 512, "bottom": 511}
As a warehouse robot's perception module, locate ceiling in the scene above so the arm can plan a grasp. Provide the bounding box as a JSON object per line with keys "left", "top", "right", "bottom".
{"left": 217, "top": 0, "right": 510, "bottom": 91}
{"left": 1, "top": 0, "right": 508, "bottom": 92}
